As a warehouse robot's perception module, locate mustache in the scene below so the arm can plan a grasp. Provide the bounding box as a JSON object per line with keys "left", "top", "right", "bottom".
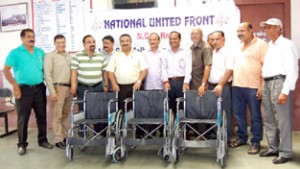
{"left": 90, "top": 45, "right": 95, "bottom": 48}
{"left": 29, "top": 40, "right": 35, "bottom": 43}
{"left": 238, "top": 35, "right": 244, "bottom": 38}
{"left": 103, "top": 46, "right": 108, "bottom": 49}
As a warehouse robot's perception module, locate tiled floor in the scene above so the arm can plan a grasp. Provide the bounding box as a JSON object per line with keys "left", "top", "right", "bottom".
{"left": 0, "top": 128, "right": 299, "bottom": 169}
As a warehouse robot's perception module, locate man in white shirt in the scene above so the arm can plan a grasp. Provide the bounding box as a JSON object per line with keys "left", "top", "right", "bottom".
{"left": 259, "top": 18, "right": 298, "bottom": 164}
{"left": 105, "top": 33, "right": 148, "bottom": 110}
{"left": 208, "top": 31, "right": 234, "bottom": 141}
{"left": 162, "top": 31, "right": 189, "bottom": 112}
{"left": 143, "top": 32, "right": 164, "bottom": 90}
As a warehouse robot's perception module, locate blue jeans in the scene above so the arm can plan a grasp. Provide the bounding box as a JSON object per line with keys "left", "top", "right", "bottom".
{"left": 209, "top": 83, "right": 232, "bottom": 140}
{"left": 232, "top": 86, "right": 263, "bottom": 144}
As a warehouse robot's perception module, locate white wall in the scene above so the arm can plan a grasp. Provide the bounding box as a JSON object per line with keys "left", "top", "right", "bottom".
{"left": 291, "top": 0, "right": 300, "bottom": 55}
{"left": 0, "top": 0, "right": 31, "bottom": 69}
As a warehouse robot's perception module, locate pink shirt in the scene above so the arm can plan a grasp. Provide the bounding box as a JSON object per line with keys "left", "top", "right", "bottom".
{"left": 232, "top": 37, "right": 268, "bottom": 89}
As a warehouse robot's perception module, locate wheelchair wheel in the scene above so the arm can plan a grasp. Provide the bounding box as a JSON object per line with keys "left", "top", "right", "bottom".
{"left": 171, "top": 138, "right": 180, "bottom": 162}
{"left": 158, "top": 147, "right": 170, "bottom": 162}
{"left": 115, "top": 109, "right": 124, "bottom": 137}
{"left": 112, "top": 146, "right": 127, "bottom": 162}
{"left": 222, "top": 110, "right": 228, "bottom": 151}
{"left": 167, "top": 109, "right": 174, "bottom": 137}
{"left": 66, "top": 142, "right": 74, "bottom": 161}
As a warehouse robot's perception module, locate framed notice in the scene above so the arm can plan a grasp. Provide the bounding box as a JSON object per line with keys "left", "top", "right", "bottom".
{"left": 0, "top": 3, "right": 29, "bottom": 32}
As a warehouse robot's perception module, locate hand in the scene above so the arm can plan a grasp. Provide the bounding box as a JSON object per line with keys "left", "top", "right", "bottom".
{"left": 256, "top": 87, "right": 262, "bottom": 100}
{"left": 13, "top": 85, "right": 21, "bottom": 99}
{"left": 182, "top": 83, "right": 190, "bottom": 90}
{"left": 164, "top": 82, "right": 170, "bottom": 90}
{"left": 198, "top": 85, "right": 205, "bottom": 96}
{"left": 112, "top": 84, "right": 120, "bottom": 92}
{"left": 103, "top": 85, "right": 109, "bottom": 92}
{"left": 70, "top": 87, "right": 77, "bottom": 96}
{"left": 50, "top": 93, "right": 58, "bottom": 102}
{"left": 277, "top": 93, "right": 288, "bottom": 104}
{"left": 213, "top": 84, "right": 223, "bottom": 96}
{"left": 133, "top": 81, "right": 142, "bottom": 90}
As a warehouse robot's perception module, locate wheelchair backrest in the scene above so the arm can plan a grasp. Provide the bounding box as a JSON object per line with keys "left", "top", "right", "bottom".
{"left": 185, "top": 90, "right": 218, "bottom": 119}
{"left": 133, "top": 90, "right": 167, "bottom": 118}
{"left": 85, "top": 92, "right": 117, "bottom": 119}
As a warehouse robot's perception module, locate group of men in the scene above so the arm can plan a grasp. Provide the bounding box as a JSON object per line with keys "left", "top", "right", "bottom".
{"left": 2, "top": 17, "right": 298, "bottom": 165}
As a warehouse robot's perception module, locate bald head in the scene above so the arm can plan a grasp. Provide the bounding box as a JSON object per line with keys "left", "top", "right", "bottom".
{"left": 191, "top": 28, "right": 203, "bottom": 44}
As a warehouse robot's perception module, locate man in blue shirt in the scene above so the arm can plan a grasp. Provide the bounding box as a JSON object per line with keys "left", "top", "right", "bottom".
{"left": 3, "top": 29, "right": 53, "bottom": 155}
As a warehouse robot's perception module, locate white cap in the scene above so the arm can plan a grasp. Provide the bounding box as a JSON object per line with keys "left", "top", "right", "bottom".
{"left": 260, "top": 18, "right": 283, "bottom": 28}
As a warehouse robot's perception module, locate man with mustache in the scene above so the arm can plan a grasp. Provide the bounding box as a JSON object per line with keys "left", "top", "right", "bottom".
{"left": 162, "top": 31, "right": 191, "bottom": 113}
{"left": 106, "top": 33, "right": 147, "bottom": 111}
{"left": 229, "top": 22, "right": 268, "bottom": 155}
{"left": 260, "top": 18, "right": 298, "bottom": 164}
{"left": 101, "top": 35, "right": 115, "bottom": 92}
{"left": 71, "top": 34, "right": 108, "bottom": 135}
{"left": 3, "top": 28, "right": 54, "bottom": 155}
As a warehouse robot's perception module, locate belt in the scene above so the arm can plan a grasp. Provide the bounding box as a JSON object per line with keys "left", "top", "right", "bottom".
{"left": 78, "top": 81, "right": 102, "bottom": 87}
{"left": 168, "top": 76, "right": 184, "bottom": 81}
{"left": 18, "top": 83, "right": 43, "bottom": 88}
{"left": 209, "top": 82, "right": 232, "bottom": 86}
{"left": 264, "top": 75, "right": 286, "bottom": 82}
{"left": 54, "top": 83, "right": 71, "bottom": 87}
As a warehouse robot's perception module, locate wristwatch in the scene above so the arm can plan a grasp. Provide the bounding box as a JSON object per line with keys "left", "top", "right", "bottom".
{"left": 201, "top": 82, "right": 206, "bottom": 86}
{"left": 137, "top": 80, "right": 141, "bottom": 83}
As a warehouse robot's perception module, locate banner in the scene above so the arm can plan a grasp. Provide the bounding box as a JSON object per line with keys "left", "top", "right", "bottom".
{"left": 86, "top": 1, "right": 240, "bottom": 52}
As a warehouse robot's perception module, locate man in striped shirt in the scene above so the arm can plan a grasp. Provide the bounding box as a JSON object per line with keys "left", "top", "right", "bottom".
{"left": 70, "top": 34, "right": 108, "bottom": 134}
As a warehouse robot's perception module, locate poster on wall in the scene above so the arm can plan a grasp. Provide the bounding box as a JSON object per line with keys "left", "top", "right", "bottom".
{"left": 32, "top": 0, "right": 91, "bottom": 53}
{"left": 87, "top": 0, "right": 240, "bottom": 53}
{"left": 0, "top": 3, "right": 29, "bottom": 32}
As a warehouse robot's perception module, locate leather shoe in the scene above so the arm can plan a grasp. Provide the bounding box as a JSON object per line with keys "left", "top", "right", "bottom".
{"left": 259, "top": 150, "right": 279, "bottom": 157}
{"left": 55, "top": 141, "right": 66, "bottom": 149}
{"left": 39, "top": 142, "right": 54, "bottom": 149}
{"left": 273, "top": 156, "right": 291, "bottom": 164}
{"left": 18, "top": 147, "right": 26, "bottom": 155}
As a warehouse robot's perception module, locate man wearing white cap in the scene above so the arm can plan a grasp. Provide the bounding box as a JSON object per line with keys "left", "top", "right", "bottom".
{"left": 259, "top": 18, "right": 298, "bottom": 164}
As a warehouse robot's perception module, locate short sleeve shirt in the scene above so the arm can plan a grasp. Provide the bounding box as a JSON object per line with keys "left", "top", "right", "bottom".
{"left": 5, "top": 44, "right": 45, "bottom": 85}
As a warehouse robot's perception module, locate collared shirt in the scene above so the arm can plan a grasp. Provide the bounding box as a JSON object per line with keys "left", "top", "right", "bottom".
{"left": 162, "top": 47, "right": 190, "bottom": 83}
{"left": 143, "top": 48, "right": 165, "bottom": 90}
{"left": 187, "top": 41, "right": 212, "bottom": 90}
{"left": 101, "top": 50, "right": 115, "bottom": 62}
{"left": 44, "top": 50, "right": 71, "bottom": 94}
{"left": 233, "top": 36, "right": 268, "bottom": 89}
{"left": 71, "top": 50, "right": 107, "bottom": 85}
{"left": 4, "top": 44, "right": 45, "bottom": 85}
{"left": 262, "top": 35, "right": 299, "bottom": 95}
{"left": 208, "top": 45, "right": 234, "bottom": 84}
{"left": 105, "top": 49, "right": 148, "bottom": 85}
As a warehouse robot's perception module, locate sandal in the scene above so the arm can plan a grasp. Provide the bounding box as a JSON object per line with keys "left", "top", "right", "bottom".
{"left": 228, "top": 139, "right": 247, "bottom": 148}
{"left": 248, "top": 143, "right": 261, "bottom": 155}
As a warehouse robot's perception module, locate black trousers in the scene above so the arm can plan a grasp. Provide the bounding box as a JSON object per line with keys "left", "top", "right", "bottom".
{"left": 119, "top": 84, "right": 134, "bottom": 111}
{"left": 16, "top": 83, "right": 48, "bottom": 148}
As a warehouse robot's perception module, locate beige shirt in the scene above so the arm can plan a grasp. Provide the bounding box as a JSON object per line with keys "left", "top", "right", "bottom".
{"left": 44, "top": 50, "right": 71, "bottom": 94}
{"left": 233, "top": 36, "right": 268, "bottom": 89}
{"left": 105, "top": 50, "right": 148, "bottom": 85}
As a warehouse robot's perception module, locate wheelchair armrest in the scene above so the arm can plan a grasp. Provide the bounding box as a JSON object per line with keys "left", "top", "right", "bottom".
{"left": 124, "top": 98, "right": 133, "bottom": 103}
{"left": 71, "top": 99, "right": 85, "bottom": 104}
{"left": 108, "top": 98, "right": 118, "bottom": 103}
{"left": 176, "top": 97, "right": 185, "bottom": 103}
